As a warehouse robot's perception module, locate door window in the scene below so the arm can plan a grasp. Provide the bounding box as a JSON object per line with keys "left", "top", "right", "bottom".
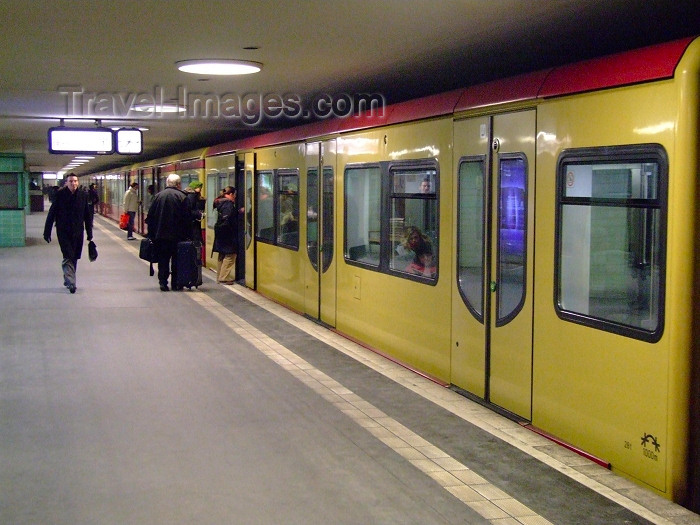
{"left": 457, "top": 158, "right": 486, "bottom": 321}
{"left": 321, "top": 166, "right": 334, "bottom": 272}
{"left": 497, "top": 156, "right": 527, "bottom": 325}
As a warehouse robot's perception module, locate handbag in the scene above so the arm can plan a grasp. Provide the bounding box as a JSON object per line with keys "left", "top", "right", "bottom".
{"left": 139, "top": 237, "right": 156, "bottom": 276}
{"left": 139, "top": 237, "right": 155, "bottom": 262}
{"left": 88, "top": 240, "right": 98, "bottom": 262}
{"left": 119, "top": 212, "right": 129, "bottom": 230}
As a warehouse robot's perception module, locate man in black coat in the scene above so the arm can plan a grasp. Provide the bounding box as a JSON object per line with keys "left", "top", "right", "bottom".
{"left": 43, "top": 173, "right": 93, "bottom": 294}
{"left": 145, "top": 174, "right": 190, "bottom": 291}
{"left": 212, "top": 186, "right": 242, "bottom": 284}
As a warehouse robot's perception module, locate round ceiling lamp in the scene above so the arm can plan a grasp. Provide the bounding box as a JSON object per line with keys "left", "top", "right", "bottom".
{"left": 176, "top": 59, "right": 263, "bottom": 76}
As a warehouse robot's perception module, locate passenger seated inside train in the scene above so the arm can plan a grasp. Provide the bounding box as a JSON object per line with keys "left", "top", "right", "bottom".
{"left": 279, "top": 193, "right": 298, "bottom": 246}
{"left": 401, "top": 226, "right": 436, "bottom": 278}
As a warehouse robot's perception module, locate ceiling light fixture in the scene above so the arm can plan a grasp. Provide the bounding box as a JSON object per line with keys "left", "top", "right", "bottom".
{"left": 131, "top": 102, "right": 186, "bottom": 113}
{"left": 176, "top": 59, "right": 262, "bottom": 76}
{"left": 110, "top": 126, "right": 149, "bottom": 132}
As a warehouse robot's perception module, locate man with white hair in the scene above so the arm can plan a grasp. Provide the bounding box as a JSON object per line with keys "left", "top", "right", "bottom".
{"left": 145, "top": 174, "right": 190, "bottom": 291}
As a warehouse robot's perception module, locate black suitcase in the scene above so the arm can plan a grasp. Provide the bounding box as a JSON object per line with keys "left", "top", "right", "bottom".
{"left": 175, "top": 241, "right": 202, "bottom": 289}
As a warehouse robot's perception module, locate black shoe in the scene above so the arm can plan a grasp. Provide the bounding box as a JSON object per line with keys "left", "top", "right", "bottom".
{"left": 160, "top": 284, "right": 169, "bottom": 291}
{"left": 68, "top": 285, "right": 76, "bottom": 294}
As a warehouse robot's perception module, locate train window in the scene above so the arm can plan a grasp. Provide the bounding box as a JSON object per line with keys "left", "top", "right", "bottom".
{"left": 497, "top": 155, "right": 527, "bottom": 325}
{"left": 388, "top": 165, "right": 438, "bottom": 280}
{"left": 307, "top": 166, "right": 334, "bottom": 272}
{"left": 321, "top": 167, "right": 334, "bottom": 272}
{"left": 245, "top": 169, "right": 253, "bottom": 249}
{"left": 255, "top": 168, "right": 299, "bottom": 249}
{"left": 345, "top": 165, "right": 381, "bottom": 266}
{"left": 307, "top": 167, "right": 319, "bottom": 268}
{"left": 256, "top": 170, "right": 275, "bottom": 242}
{"left": 344, "top": 160, "right": 439, "bottom": 281}
{"left": 277, "top": 171, "right": 299, "bottom": 248}
{"left": 206, "top": 172, "right": 230, "bottom": 229}
{"left": 457, "top": 157, "right": 486, "bottom": 321}
{"left": 179, "top": 171, "right": 197, "bottom": 189}
{"left": 556, "top": 145, "right": 667, "bottom": 342}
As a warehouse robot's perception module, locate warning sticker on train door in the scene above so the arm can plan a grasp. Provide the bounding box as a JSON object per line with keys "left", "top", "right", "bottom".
{"left": 566, "top": 171, "right": 575, "bottom": 187}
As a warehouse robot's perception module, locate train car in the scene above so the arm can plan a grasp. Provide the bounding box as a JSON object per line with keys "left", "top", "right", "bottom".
{"left": 200, "top": 36, "right": 700, "bottom": 509}
{"left": 528, "top": 38, "right": 699, "bottom": 507}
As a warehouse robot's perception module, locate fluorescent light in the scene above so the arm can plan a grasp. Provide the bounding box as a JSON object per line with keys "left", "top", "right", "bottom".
{"left": 176, "top": 59, "right": 262, "bottom": 75}
{"left": 110, "top": 126, "right": 149, "bottom": 132}
{"left": 132, "top": 102, "right": 186, "bottom": 113}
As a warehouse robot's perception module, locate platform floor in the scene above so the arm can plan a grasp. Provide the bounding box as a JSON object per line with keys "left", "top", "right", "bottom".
{"left": 1, "top": 208, "right": 699, "bottom": 525}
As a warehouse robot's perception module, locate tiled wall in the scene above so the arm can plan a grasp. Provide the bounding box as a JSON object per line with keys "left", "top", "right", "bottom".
{"left": 0, "top": 210, "right": 25, "bottom": 246}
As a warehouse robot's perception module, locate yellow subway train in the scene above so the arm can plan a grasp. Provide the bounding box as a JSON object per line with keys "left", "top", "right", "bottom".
{"left": 82, "top": 36, "right": 700, "bottom": 510}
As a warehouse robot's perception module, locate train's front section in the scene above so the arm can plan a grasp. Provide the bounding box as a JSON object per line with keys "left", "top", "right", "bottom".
{"left": 532, "top": 36, "right": 700, "bottom": 508}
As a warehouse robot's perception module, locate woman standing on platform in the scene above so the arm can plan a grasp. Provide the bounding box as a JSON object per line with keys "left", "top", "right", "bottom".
{"left": 43, "top": 173, "right": 93, "bottom": 294}
{"left": 212, "top": 186, "right": 242, "bottom": 284}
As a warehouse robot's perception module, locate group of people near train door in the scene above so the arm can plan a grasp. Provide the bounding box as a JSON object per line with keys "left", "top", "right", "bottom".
{"left": 143, "top": 176, "right": 242, "bottom": 290}
{"left": 145, "top": 175, "right": 212, "bottom": 291}
{"left": 43, "top": 172, "right": 242, "bottom": 293}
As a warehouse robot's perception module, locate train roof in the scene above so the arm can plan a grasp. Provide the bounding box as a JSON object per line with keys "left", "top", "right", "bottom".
{"left": 205, "top": 36, "right": 696, "bottom": 157}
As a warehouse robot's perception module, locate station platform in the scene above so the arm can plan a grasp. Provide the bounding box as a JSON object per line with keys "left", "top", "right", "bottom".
{"left": 2, "top": 208, "right": 699, "bottom": 525}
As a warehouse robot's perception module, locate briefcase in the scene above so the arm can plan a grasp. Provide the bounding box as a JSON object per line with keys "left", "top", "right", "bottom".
{"left": 139, "top": 238, "right": 155, "bottom": 262}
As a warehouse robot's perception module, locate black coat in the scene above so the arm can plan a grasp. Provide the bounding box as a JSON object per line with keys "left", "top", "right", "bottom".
{"left": 44, "top": 186, "right": 93, "bottom": 260}
{"left": 212, "top": 199, "right": 239, "bottom": 255}
{"left": 145, "top": 187, "right": 190, "bottom": 242}
{"left": 184, "top": 189, "right": 204, "bottom": 242}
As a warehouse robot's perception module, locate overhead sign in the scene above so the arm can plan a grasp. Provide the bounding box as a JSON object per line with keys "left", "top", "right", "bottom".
{"left": 115, "top": 128, "right": 143, "bottom": 154}
{"left": 48, "top": 127, "right": 115, "bottom": 154}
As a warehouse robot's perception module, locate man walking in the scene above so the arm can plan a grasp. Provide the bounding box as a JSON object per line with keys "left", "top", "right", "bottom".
{"left": 145, "top": 174, "right": 189, "bottom": 291}
{"left": 43, "top": 173, "right": 93, "bottom": 294}
{"left": 123, "top": 181, "right": 139, "bottom": 240}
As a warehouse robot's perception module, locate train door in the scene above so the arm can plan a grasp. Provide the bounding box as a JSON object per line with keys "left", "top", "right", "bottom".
{"left": 243, "top": 152, "right": 256, "bottom": 289}
{"left": 138, "top": 168, "right": 154, "bottom": 234}
{"left": 452, "top": 110, "right": 535, "bottom": 420}
{"left": 234, "top": 154, "right": 246, "bottom": 282}
{"left": 304, "top": 140, "right": 337, "bottom": 326}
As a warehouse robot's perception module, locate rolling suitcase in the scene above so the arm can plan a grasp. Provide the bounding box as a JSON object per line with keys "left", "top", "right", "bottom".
{"left": 175, "top": 240, "right": 203, "bottom": 289}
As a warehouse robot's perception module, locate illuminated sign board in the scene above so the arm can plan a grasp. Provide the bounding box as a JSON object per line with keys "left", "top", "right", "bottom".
{"left": 48, "top": 127, "right": 115, "bottom": 154}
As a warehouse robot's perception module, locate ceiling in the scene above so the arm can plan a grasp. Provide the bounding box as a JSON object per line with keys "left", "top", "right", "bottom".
{"left": 1, "top": 0, "right": 698, "bottom": 177}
